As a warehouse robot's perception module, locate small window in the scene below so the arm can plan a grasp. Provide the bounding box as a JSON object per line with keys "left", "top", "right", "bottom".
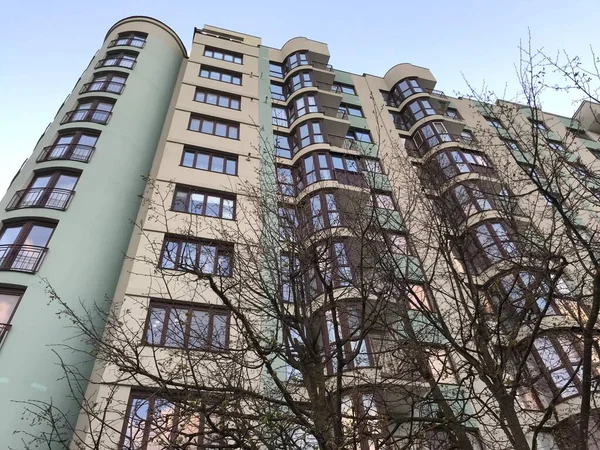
{"left": 160, "top": 236, "right": 233, "bottom": 276}
{"left": 172, "top": 187, "right": 236, "bottom": 220}
{"left": 339, "top": 104, "right": 363, "bottom": 117}
{"left": 460, "top": 130, "right": 474, "bottom": 144}
{"left": 189, "top": 115, "right": 239, "bottom": 139}
{"left": 333, "top": 83, "right": 356, "bottom": 95}
{"left": 203, "top": 46, "right": 242, "bottom": 64}
{"left": 363, "top": 158, "right": 383, "bottom": 173}
{"left": 194, "top": 88, "right": 241, "bottom": 110}
{"left": 199, "top": 66, "right": 242, "bottom": 85}
{"left": 181, "top": 148, "right": 238, "bottom": 175}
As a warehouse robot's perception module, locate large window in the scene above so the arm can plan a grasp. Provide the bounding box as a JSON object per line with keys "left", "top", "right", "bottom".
{"left": 199, "top": 66, "right": 242, "bottom": 85}
{"left": 203, "top": 47, "right": 242, "bottom": 64}
{"left": 276, "top": 167, "right": 295, "bottom": 196}
{"left": 292, "top": 121, "right": 324, "bottom": 151}
{"left": 339, "top": 104, "right": 364, "bottom": 117}
{"left": 194, "top": 89, "right": 240, "bottom": 110}
{"left": 486, "top": 117, "right": 508, "bottom": 134}
{"left": 434, "top": 149, "right": 493, "bottom": 179}
{"left": 62, "top": 100, "right": 114, "bottom": 125}
{"left": 270, "top": 82, "right": 286, "bottom": 101}
{"left": 98, "top": 51, "right": 137, "bottom": 69}
{"left": 8, "top": 171, "right": 79, "bottom": 211}
{"left": 322, "top": 306, "right": 372, "bottom": 372}
{"left": 278, "top": 205, "right": 298, "bottom": 242}
{"left": 288, "top": 95, "right": 319, "bottom": 122}
{"left": 0, "top": 288, "right": 25, "bottom": 344}
{"left": 145, "top": 301, "right": 229, "bottom": 350}
{"left": 308, "top": 191, "right": 341, "bottom": 230}
{"left": 110, "top": 32, "right": 146, "bottom": 48}
{"left": 82, "top": 72, "right": 127, "bottom": 94}
{"left": 308, "top": 241, "right": 353, "bottom": 295}
{"left": 189, "top": 116, "right": 239, "bottom": 139}
{"left": 466, "top": 222, "right": 518, "bottom": 273}
{"left": 402, "top": 99, "right": 437, "bottom": 126}
{"left": 449, "top": 183, "right": 493, "bottom": 219}
{"left": 269, "top": 62, "right": 284, "bottom": 78}
{"left": 38, "top": 131, "right": 98, "bottom": 163}
{"left": 333, "top": 83, "right": 356, "bottom": 95}
{"left": 289, "top": 71, "right": 313, "bottom": 92}
{"left": 412, "top": 122, "right": 452, "bottom": 151}
{"left": 286, "top": 51, "right": 309, "bottom": 71}
{"left": 0, "top": 221, "right": 54, "bottom": 273}
{"left": 274, "top": 133, "right": 292, "bottom": 158}
{"left": 160, "top": 237, "right": 233, "bottom": 276}
{"left": 272, "top": 106, "right": 289, "bottom": 127}
{"left": 299, "top": 153, "right": 333, "bottom": 187}
{"left": 392, "top": 78, "right": 424, "bottom": 103}
{"left": 181, "top": 148, "right": 237, "bottom": 175}
{"left": 172, "top": 187, "right": 235, "bottom": 220}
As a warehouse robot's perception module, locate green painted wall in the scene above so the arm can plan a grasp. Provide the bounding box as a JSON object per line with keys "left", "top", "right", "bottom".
{"left": 0, "top": 23, "right": 184, "bottom": 448}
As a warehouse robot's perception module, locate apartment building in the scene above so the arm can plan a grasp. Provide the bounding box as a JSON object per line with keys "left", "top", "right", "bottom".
{"left": 1, "top": 15, "right": 600, "bottom": 450}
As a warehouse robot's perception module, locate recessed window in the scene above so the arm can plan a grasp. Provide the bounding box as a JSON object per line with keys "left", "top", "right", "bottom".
{"left": 160, "top": 236, "right": 233, "bottom": 276}
{"left": 8, "top": 171, "right": 79, "bottom": 211}
{"left": 199, "top": 66, "right": 242, "bottom": 85}
{"left": 412, "top": 122, "right": 451, "bottom": 152}
{"left": 445, "top": 108, "right": 460, "bottom": 120}
{"left": 110, "top": 32, "right": 146, "bottom": 48}
{"left": 0, "top": 287, "right": 25, "bottom": 344}
{"left": 380, "top": 90, "right": 395, "bottom": 107}
{"left": 172, "top": 187, "right": 235, "bottom": 220}
{"left": 38, "top": 131, "right": 98, "bottom": 163}
{"left": 392, "top": 78, "right": 424, "bottom": 103}
{"left": 0, "top": 221, "right": 55, "bottom": 273}
{"left": 339, "top": 104, "right": 363, "bottom": 117}
{"left": 433, "top": 149, "right": 493, "bottom": 180}
{"left": 333, "top": 83, "right": 356, "bottom": 95}
{"left": 286, "top": 51, "right": 309, "bottom": 71}
{"left": 288, "top": 95, "right": 319, "bottom": 122}
{"left": 272, "top": 106, "right": 289, "bottom": 127}
{"left": 531, "top": 119, "right": 548, "bottom": 131}
{"left": 363, "top": 158, "right": 383, "bottom": 173}
{"left": 269, "top": 62, "right": 284, "bottom": 78}
{"left": 374, "top": 192, "right": 395, "bottom": 210}
{"left": 289, "top": 71, "right": 313, "bottom": 92}
{"left": 274, "top": 133, "right": 292, "bottom": 158}
{"left": 293, "top": 121, "right": 324, "bottom": 150}
{"left": 62, "top": 99, "right": 114, "bottom": 125}
{"left": 486, "top": 117, "right": 508, "bottom": 133}
{"left": 203, "top": 46, "right": 242, "bottom": 64}
{"left": 194, "top": 88, "right": 240, "bottom": 110}
{"left": 346, "top": 128, "right": 372, "bottom": 143}
{"left": 81, "top": 72, "right": 127, "bottom": 94}
{"left": 145, "top": 301, "right": 229, "bottom": 349}
{"left": 277, "top": 206, "right": 298, "bottom": 242}
{"left": 547, "top": 140, "right": 565, "bottom": 152}
{"left": 97, "top": 51, "right": 137, "bottom": 69}
{"left": 276, "top": 167, "right": 295, "bottom": 196}
{"left": 181, "top": 148, "right": 237, "bottom": 175}
{"left": 270, "top": 82, "right": 286, "bottom": 101}
{"left": 189, "top": 115, "right": 239, "bottom": 139}
{"left": 460, "top": 130, "right": 474, "bottom": 144}
{"left": 308, "top": 191, "right": 341, "bottom": 230}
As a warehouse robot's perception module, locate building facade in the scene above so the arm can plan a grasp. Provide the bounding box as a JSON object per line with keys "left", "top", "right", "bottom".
{"left": 2, "top": 15, "right": 600, "bottom": 450}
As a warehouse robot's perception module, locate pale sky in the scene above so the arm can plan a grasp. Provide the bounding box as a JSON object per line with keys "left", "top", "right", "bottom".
{"left": 1, "top": 0, "right": 598, "bottom": 195}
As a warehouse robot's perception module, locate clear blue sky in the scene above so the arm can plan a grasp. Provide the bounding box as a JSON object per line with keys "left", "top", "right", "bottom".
{"left": 1, "top": 0, "right": 598, "bottom": 195}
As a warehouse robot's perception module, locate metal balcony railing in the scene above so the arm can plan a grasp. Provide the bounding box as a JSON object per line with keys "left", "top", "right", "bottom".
{"left": 0, "top": 245, "right": 47, "bottom": 273}
{"left": 62, "top": 109, "right": 112, "bottom": 125}
{"left": 80, "top": 81, "right": 125, "bottom": 94}
{"left": 322, "top": 106, "right": 348, "bottom": 120}
{"left": 108, "top": 37, "right": 145, "bottom": 48}
{"left": 328, "top": 135, "right": 358, "bottom": 151}
{"left": 95, "top": 58, "right": 136, "bottom": 69}
{"left": 6, "top": 187, "right": 75, "bottom": 211}
{"left": 37, "top": 144, "right": 95, "bottom": 163}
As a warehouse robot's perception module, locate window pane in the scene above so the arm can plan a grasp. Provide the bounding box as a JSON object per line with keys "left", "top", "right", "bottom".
{"left": 0, "top": 292, "right": 21, "bottom": 323}
{"left": 212, "top": 314, "right": 228, "bottom": 349}
{"left": 161, "top": 241, "right": 178, "bottom": 269}
{"left": 173, "top": 191, "right": 188, "bottom": 212}
{"left": 189, "top": 310, "right": 210, "bottom": 349}
{"left": 206, "top": 93, "right": 218, "bottom": 105}
{"left": 228, "top": 126, "right": 239, "bottom": 139}
{"left": 124, "top": 398, "right": 150, "bottom": 448}
{"left": 211, "top": 156, "right": 224, "bottom": 173}
{"left": 205, "top": 196, "right": 221, "bottom": 217}
{"left": 215, "top": 123, "right": 227, "bottom": 137}
{"left": 199, "top": 245, "right": 216, "bottom": 274}
{"left": 201, "top": 120, "right": 215, "bottom": 134}
{"left": 217, "top": 254, "right": 231, "bottom": 276}
{"left": 196, "top": 153, "right": 210, "bottom": 170}
{"left": 165, "top": 308, "right": 188, "bottom": 347}
{"left": 146, "top": 307, "right": 166, "bottom": 344}
{"left": 225, "top": 159, "right": 237, "bottom": 175}
{"left": 189, "top": 193, "right": 205, "bottom": 214}
{"left": 182, "top": 151, "right": 195, "bottom": 167}
{"left": 222, "top": 199, "right": 235, "bottom": 219}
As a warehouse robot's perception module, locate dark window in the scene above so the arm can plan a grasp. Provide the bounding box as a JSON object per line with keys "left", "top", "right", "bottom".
{"left": 181, "top": 148, "right": 238, "bottom": 175}
{"left": 98, "top": 51, "right": 137, "bottom": 69}
{"left": 588, "top": 148, "right": 600, "bottom": 160}
{"left": 203, "top": 47, "right": 242, "bottom": 64}
{"left": 286, "top": 52, "right": 309, "bottom": 71}
{"left": 374, "top": 192, "right": 395, "bottom": 210}
{"left": 346, "top": 129, "right": 372, "bottom": 143}
{"left": 276, "top": 167, "right": 295, "bottom": 196}
{"left": 570, "top": 162, "right": 591, "bottom": 178}
{"left": 402, "top": 99, "right": 437, "bottom": 125}
{"left": 288, "top": 95, "right": 319, "bottom": 122}
{"left": 189, "top": 116, "right": 239, "bottom": 139}
{"left": 199, "top": 66, "right": 241, "bottom": 85}
{"left": 460, "top": 130, "right": 474, "bottom": 144}
{"left": 363, "top": 158, "right": 383, "bottom": 174}
{"left": 288, "top": 71, "right": 313, "bottom": 92}
{"left": 111, "top": 32, "right": 146, "bottom": 48}
{"left": 277, "top": 206, "right": 298, "bottom": 242}
{"left": 531, "top": 119, "right": 548, "bottom": 131}
{"left": 380, "top": 90, "right": 395, "bottom": 107}
{"left": 274, "top": 133, "right": 292, "bottom": 158}
{"left": 270, "top": 82, "right": 285, "bottom": 101}
{"left": 392, "top": 78, "right": 424, "bottom": 104}
{"left": 292, "top": 121, "right": 324, "bottom": 151}
{"left": 486, "top": 117, "right": 508, "bottom": 133}
{"left": 0, "top": 287, "right": 25, "bottom": 345}
{"left": 173, "top": 187, "right": 235, "bottom": 220}
{"left": 445, "top": 108, "right": 460, "bottom": 120}
{"left": 280, "top": 254, "right": 300, "bottom": 302}
{"left": 308, "top": 191, "right": 341, "bottom": 230}
{"left": 145, "top": 301, "right": 229, "bottom": 350}
{"left": 160, "top": 237, "right": 233, "bottom": 276}
{"left": 389, "top": 111, "right": 408, "bottom": 130}
{"left": 81, "top": 72, "right": 127, "bottom": 94}
{"left": 339, "top": 104, "right": 363, "bottom": 117}
{"left": 194, "top": 88, "right": 240, "bottom": 110}
{"left": 62, "top": 99, "right": 113, "bottom": 125}
{"left": 8, "top": 171, "right": 79, "bottom": 211}
{"left": 466, "top": 222, "right": 518, "bottom": 273}
{"left": 38, "top": 131, "right": 98, "bottom": 163}
{"left": 0, "top": 221, "right": 54, "bottom": 273}
{"left": 308, "top": 241, "right": 353, "bottom": 294}
{"left": 269, "top": 62, "right": 284, "bottom": 78}
{"left": 272, "top": 106, "right": 289, "bottom": 127}
{"left": 333, "top": 83, "right": 356, "bottom": 95}
{"left": 434, "top": 149, "right": 493, "bottom": 179}
{"left": 412, "top": 122, "right": 451, "bottom": 151}
{"left": 297, "top": 153, "right": 333, "bottom": 189}
{"left": 518, "top": 162, "right": 547, "bottom": 185}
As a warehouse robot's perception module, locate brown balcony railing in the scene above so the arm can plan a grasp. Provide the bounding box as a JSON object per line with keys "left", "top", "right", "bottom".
{"left": 328, "top": 135, "right": 358, "bottom": 151}
{"left": 322, "top": 106, "right": 348, "bottom": 120}
{"left": 108, "top": 37, "right": 146, "bottom": 48}
{"left": 37, "top": 144, "right": 95, "bottom": 163}
{"left": 62, "top": 109, "right": 112, "bottom": 125}
{"left": 6, "top": 187, "right": 75, "bottom": 211}
{"left": 0, "top": 245, "right": 47, "bottom": 273}
{"left": 0, "top": 323, "right": 11, "bottom": 349}
{"left": 95, "top": 58, "right": 136, "bottom": 69}
{"left": 80, "top": 81, "right": 125, "bottom": 94}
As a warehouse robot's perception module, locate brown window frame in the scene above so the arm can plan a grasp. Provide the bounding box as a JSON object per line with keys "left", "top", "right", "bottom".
{"left": 38, "top": 130, "right": 99, "bottom": 163}
{"left": 62, "top": 99, "right": 114, "bottom": 125}
{"left": 181, "top": 147, "right": 238, "bottom": 176}
{"left": 81, "top": 72, "right": 127, "bottom": 95}
{"left": 412, "top": 122, "right": 452, "bottom": 151}
{"left": 276, "top": 166, "right": 295, "bottom": 197}
{"left": 485, "top": 117, "right": 508, "bottom": 133}
{"left": 433, "top": 148, "right": 494, "bottom": 179}
{"left": 160, "top": 236, "right": 234, "bottom": 276}
{"left": 285, "top": 51, "right": 309, "bottom": 72}
{"left": 269, "top": 61, "right": 284, "bottom": 78}
{"left": 346, "top": 128, "right": 372, "bottom": 143}
{"left": 270, "top": 82, "right": 286, "bottom": 101}
{"left": 401, "top": 98, "right": 437, "bottom": 126}
{"left": 274, "top": 133, "right": 292, "bottom": 159}
{"left": 339, "top": 104, "right": 364, "bottom": 118}
{"left": 277, "top": 205, "right": 298, "bottom": 242}
{"left": 97, "top": 51, "right": 137, "bottom": 69}
{"left": 291, "top": 121, "right": 325, "bottom": 152}
{"left": 333, "top": 83, "right": 356, "bottom": 95}
{"left": 288, "top": 94, "right": 319, "bottom": 123}
{"left": 172, "top": 186, "right": 236, "bottom": 220}
{"left": 307, "top": 190, "right": 342, "bottom": 231}
{"left": 203, "top": 46, "right": 243, "bottom": 64}
{"left": 8, "top": 170, "right": 79, "bottom": 211}
{"left": 188, "top": 115, "right": 239, "bottom": 140}
{"left": 199, "top": 65, "right": 242, "bottom": 85}
{"left": 109, "top": 32, "right": 147, "bottom": 48}
{"left": 0, "top": 221, "right": 55, "bottom": 273}
{"left": 144, "top": 299, "right": 230, "bottom": 350}
{"left": 307, "top": 240, "right": 353, "bottom": 296}
{"left": 391, "top": 78, "right": 424, "bottom": 104}
{"left": 288, "top": 71, "right": 314, "bottom": 93}
{"left": 272, "top": 105, "right": 289, "bottom": 127}
{"left": 465, "top": 221, "right": 518, "bottom": 274}
{"left": 0, "top": 287, "right": 25, "bottom": 346}
{"left": 194, "top": 88, "right": 241, "bottom": 110}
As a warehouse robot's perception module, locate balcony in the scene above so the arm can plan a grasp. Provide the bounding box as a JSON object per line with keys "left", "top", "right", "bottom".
{"left": 95, "top": 58, "right": 136, "bottom": 69}
{"left": 6, "top": 187, "right": 75, "bottom": 211}
{"left": 311, "top": 60, "right": 334, "bottom": 72}
{"left": 328, "top": 134, "right": 358, "bottom": 151}
{"left": 62, "top": 109, "right": 112, "bottom": 125}
{"left": 0, "top": 244, "right": 47, "bottom": 273}
{"left": 322, "top": 106, "right": 348, "bottom": 120}
{"left": 108, "top": 37, "right": 146, "bottom": 48}
{"left": 37, "top": 144, "right": 95, "bottom": 163}
{"left": 80, "top": 81, "right": 125, "bottom": 95}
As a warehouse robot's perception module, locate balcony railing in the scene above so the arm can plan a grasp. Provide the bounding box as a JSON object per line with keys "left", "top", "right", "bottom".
{"left": 62, "top": 109, "right": 112, "bottom": 125}
{"left": 80, "top": 81, "right": 125, "bottom": 95}
{"left": 328, "top": 135, "right": 358, "bottom": 151}
{"left": 322, "top": 106, "right": 348, "bottom": 120}
{"left": 408, "top": 133, "right": 478, "bottom": 157}
{"left": 0, "top": 323, "right": 11, "bottom": 349}
{"left": 0, "top": 244, "right": 47, "bottom": 273}
{"left": 311, "top": 60, "right": 334, "bottom": 72}
{"left": 108, "top": 37, "right": 146, "bottom": 48}
{"left": 6, "top": 187, "right": 75, "bottom": 211}
{"left": 37, "top": 144, "right": 95, "bottom": 163}
{"left": 95, "top": 58, "right": 136, "bottom": 69}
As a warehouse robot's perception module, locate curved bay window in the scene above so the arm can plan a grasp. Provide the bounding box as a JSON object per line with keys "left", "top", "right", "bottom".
{"left": 0, "top": 221, "right": 54, "bottom": 273}
{"left": 97, "top": 51, "right": 137, "bottom": 69}
{"left": 288, "top": 71, "right": 314, "bottom": 93}
{"left": 431, "top": 148, "right": 494, "bottom": 181}
{"left": 285, "top": 51, "right": 309, "bottom": 72}
{"left": 62, "top": 99, "right": 113, "bottom": 125}
{"left": 401, "top": 98, "right": 438, "bottom": 128}
{"left": 288, "top": 95, "right": 319, "bottom": 123}
{"left": 307, "top": 241, "right": 353, "bottom": 296}
{"left": 81, "top": 72, "right": 127, "bottom": 94}
{"left": 291, "top": 121, "right": 324, "bottom": 152}
{"left": 295, "top": 152, "right": 364, "bottom": 191}
{"left": 391, "top": 78, "right": 424, "bottom": 105}
{"left": 38, "top": 131, "right": 98, "bottom": 163}
{"left": 7, "top": 171, "right": 79, "bottom": 211}
{"left": 307, "top": 191, "right": 341, "bottom": 231}
{"left": 109, "top": 31, "right": 147, "bottom": 48}
{"left": 464, "top": 221, "right": 518, "bottom": 275}
{"left": 412, "top": 122, "right": 452, "bottom": 153}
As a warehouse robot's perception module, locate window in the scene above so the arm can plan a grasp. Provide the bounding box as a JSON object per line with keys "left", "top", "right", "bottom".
{"left": 194, "top": 89, "right": 240, "bottom": 110}
{"left": 145, "top": 301, "right": 229, "bottom": 349}
{"left": 570, "top": 163, "right": 591, "bottom": 178}
{"left": 468, "top": 222, "right": 517, "bottom": 271}
{"left": 331, "top": 154, "right": 359, "bottom": 172}
{"left": 309, "top": 191, "right": 341, "bottom": 230}
{"left": 38, "top": 131, "right": 98, "bottom": 163}
{"left": 289, "top": 95, "right": 319, "bottom": 122}
{"left": 308, "top": 242, "right": 353, "bottom": 295}
{"left": 269, "top": 62, "right": 283, "bottom": 78}
{"left": 298, "top": 153, "right": 333, "bottom": 189}
{"left": 403, "top": 99, "right": 436, "bottom": 124}
{"left": 181, "top": 148, "right": 238, "bottom": 175}
{"left": 172, "top": 187, "right": 235, "bottom": 220}
{"left": 450, "top": 183, "right": 492, "bottom": 219}
{"left": 518, "top": 162, "right": 547, "bottom": 184}
{"left": 460, "top": 130, "right": 474, "bottom": 144}
{"left": 121, "top": 392, "right": 224, "bottom": 449}
{"left": 111, "top": 32, "right": 146, "bottom": 48}
{"left": 277, "top": 167, "right": 295, "bottom": 196}
{"left": 203, "top": 47, "right": 242, "bottom": 64}
{"left": 389, "top": 111, "right": 407, "bottom": 130}
{"left": 292, "top": 121, "right": 324, "bottom": 151}
{"left": 412, "top": 122, "right": 451, "bottom": 151}
{"left": 374, "top": 192, "right": 395, "bottom": 210}
{"left": 339, "top": 104, "right": 363, "bottom": 117}
{"left": 346, "top": 129, "right": 372, "bottom": 143}
{"left": 445, "top": 108, "right": 460, "bottom": 120}
{"left": 274, "top": 133, "right": 292, "bottom": 158}
{"left": 280, "top": 255, "right": 300, "bottom": 303}
{"left": 486, "top": 117, "right": 508, "bottom": 133}
{"left": 0, "top": 221, "right": 54, "bottom": 273}
{"left": 0, "top": 288, "right": 24, "bottom": 343}
{"left": 270, "top": 83, "right": 285, "bottom": 101}
{"left": 272, "top": 106, "right": 289, "bottom": 127}
{"left": 333, "top": 83, "right": 356, "bottom": 95}
{"left": 531, "top": 119, "right": 548, "bottom": 131}
{"left": 277, "top": 206, "right": 298, "bottom": 242}
{"left": 588, "top": 148, "right": 600, "bottom": 160}
{"left": 63, "top": 100, "right": 113, "bottom": 124}
{"left": 380, "top": 90, "right": 394, "bottom": 107}
{"left": 286, "top": 51, "right": 309, "bottom": 71}
{"left": 189, "top": 116, "right": 239, "bottom": 139}
{"left": 199, "top": 66, "right": 241, "bottom": 85}
{"left": 8, "top": 171, "right": 79, "bottom": 211}
{"left": 547, "top": 140, "right": 565, "bottom": 152}
{"left": 322, "top": 306, "right": 371, "bottom": 372}
{"left": 434, "top": 149, "right": 492, "bottom": 179}
{"left": 288, "top": 71, "right": 313, "bottom": 92}
{"left": 392, "top": 78, "right": 424, "bottom": 103}
{"left": 98, "top": 51, "right": 137, "bottom": 69}
{"left": 363, "top": 158, "right": 383, "bottom": 174}
{"left": 82, "top": 72, "right": 127, "bottom": 94}
{"left": 160, "top": 237, "right": 233, "bottom": 276}
{"left": 504, "top": 139, "right": 522, "bottom": 152}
